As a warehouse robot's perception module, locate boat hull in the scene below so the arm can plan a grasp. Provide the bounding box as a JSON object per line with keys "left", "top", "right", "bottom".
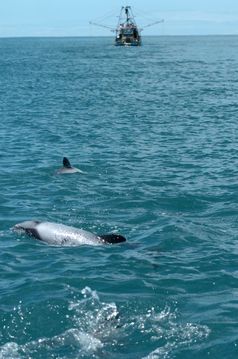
{"left": 115, "top": 38, "right": 141, "bottom": 46}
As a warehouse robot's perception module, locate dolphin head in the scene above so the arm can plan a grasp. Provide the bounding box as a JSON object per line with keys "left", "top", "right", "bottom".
{"left": 13, "top": 220, "right": 42, "bottom": 239}
{"left": 14, "top": 220, "right": 41, "bottom": 230}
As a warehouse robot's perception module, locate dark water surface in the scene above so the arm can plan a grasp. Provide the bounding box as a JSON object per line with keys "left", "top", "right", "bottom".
{"left": 0, "top": 36, "right": 238, "bottom": 358}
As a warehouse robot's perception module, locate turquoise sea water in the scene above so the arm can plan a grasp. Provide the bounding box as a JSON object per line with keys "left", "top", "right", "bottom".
{"left": 0, "top": 35, "right": 238, "bottom": 358}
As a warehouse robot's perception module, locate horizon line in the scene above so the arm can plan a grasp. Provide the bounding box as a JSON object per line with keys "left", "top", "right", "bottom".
{"left": 0, "top": 33, "right": 238, "bottom": 39}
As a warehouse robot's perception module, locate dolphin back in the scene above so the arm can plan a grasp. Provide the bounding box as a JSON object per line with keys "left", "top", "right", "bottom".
{"left": 56, "top": 157, "right": 84, "bottom": 174}
{"left": 13, "top": 221, "right": 126, "bottom": 246}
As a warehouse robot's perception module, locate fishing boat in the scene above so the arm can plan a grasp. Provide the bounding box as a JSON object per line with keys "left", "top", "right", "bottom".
{"left": 115, "top": 6, "right": 141, "bottom": 46}
{"left": 90, "top": 5, "right": 163, "bottom": 47}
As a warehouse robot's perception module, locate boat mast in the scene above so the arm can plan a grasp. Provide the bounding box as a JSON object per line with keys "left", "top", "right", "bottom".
{"left": 125, "top": 6, "right": 129, "bottom": 23}
{"left": 124, "top": 6, "right": 137, "bottom": 27}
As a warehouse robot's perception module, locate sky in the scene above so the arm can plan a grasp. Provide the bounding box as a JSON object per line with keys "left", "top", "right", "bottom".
{"left": 0, "top": 0, "right": 238, "bottom": 37}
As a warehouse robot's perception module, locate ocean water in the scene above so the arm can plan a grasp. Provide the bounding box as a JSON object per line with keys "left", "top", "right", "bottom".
{"left": 0, "top": 35, "right": 238, "bottom": 358}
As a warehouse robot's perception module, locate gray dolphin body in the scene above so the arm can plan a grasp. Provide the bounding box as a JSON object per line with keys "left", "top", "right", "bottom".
{"left": 13, "top": 220, "right": 126, "bottom": 246}
{"left": 56, "top": 157, "right": 84, "bottom": 174}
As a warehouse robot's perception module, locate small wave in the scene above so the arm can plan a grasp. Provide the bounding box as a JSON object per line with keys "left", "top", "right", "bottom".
{"left": 140, "top": 307, "right": 210, "bottom": 359}
{"left": 0, "top": 329, "right": 103, "bottom": 359}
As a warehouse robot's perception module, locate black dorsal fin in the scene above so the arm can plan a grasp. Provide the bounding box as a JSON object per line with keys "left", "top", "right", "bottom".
{"left": 99, "top": 234, "right": 126, "bottom": 244}
{"left": 63, "top": 157, "right": 72, "bottom": 169}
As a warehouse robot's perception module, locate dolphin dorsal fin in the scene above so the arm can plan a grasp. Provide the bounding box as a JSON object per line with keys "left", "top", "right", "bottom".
{"left": 100, "top": 234, "right": 126, "bottom": 244}
{"left": 63, "top": 157, "right": 72, "bottom": 169}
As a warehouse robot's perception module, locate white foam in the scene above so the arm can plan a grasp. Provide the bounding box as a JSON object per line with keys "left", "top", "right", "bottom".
{"left": 0, "top": 342, "right": 19, "bottom": 359}
{"left": 63, "top": 329, "right": 103, "bottom": 352}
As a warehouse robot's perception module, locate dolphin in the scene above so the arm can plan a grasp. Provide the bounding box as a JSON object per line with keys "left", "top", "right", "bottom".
{"left": 13, "top": 220, "right": 126, "bottom": 246}
{"left": 56, "top": 157, "right": 84, "bottom": 174}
